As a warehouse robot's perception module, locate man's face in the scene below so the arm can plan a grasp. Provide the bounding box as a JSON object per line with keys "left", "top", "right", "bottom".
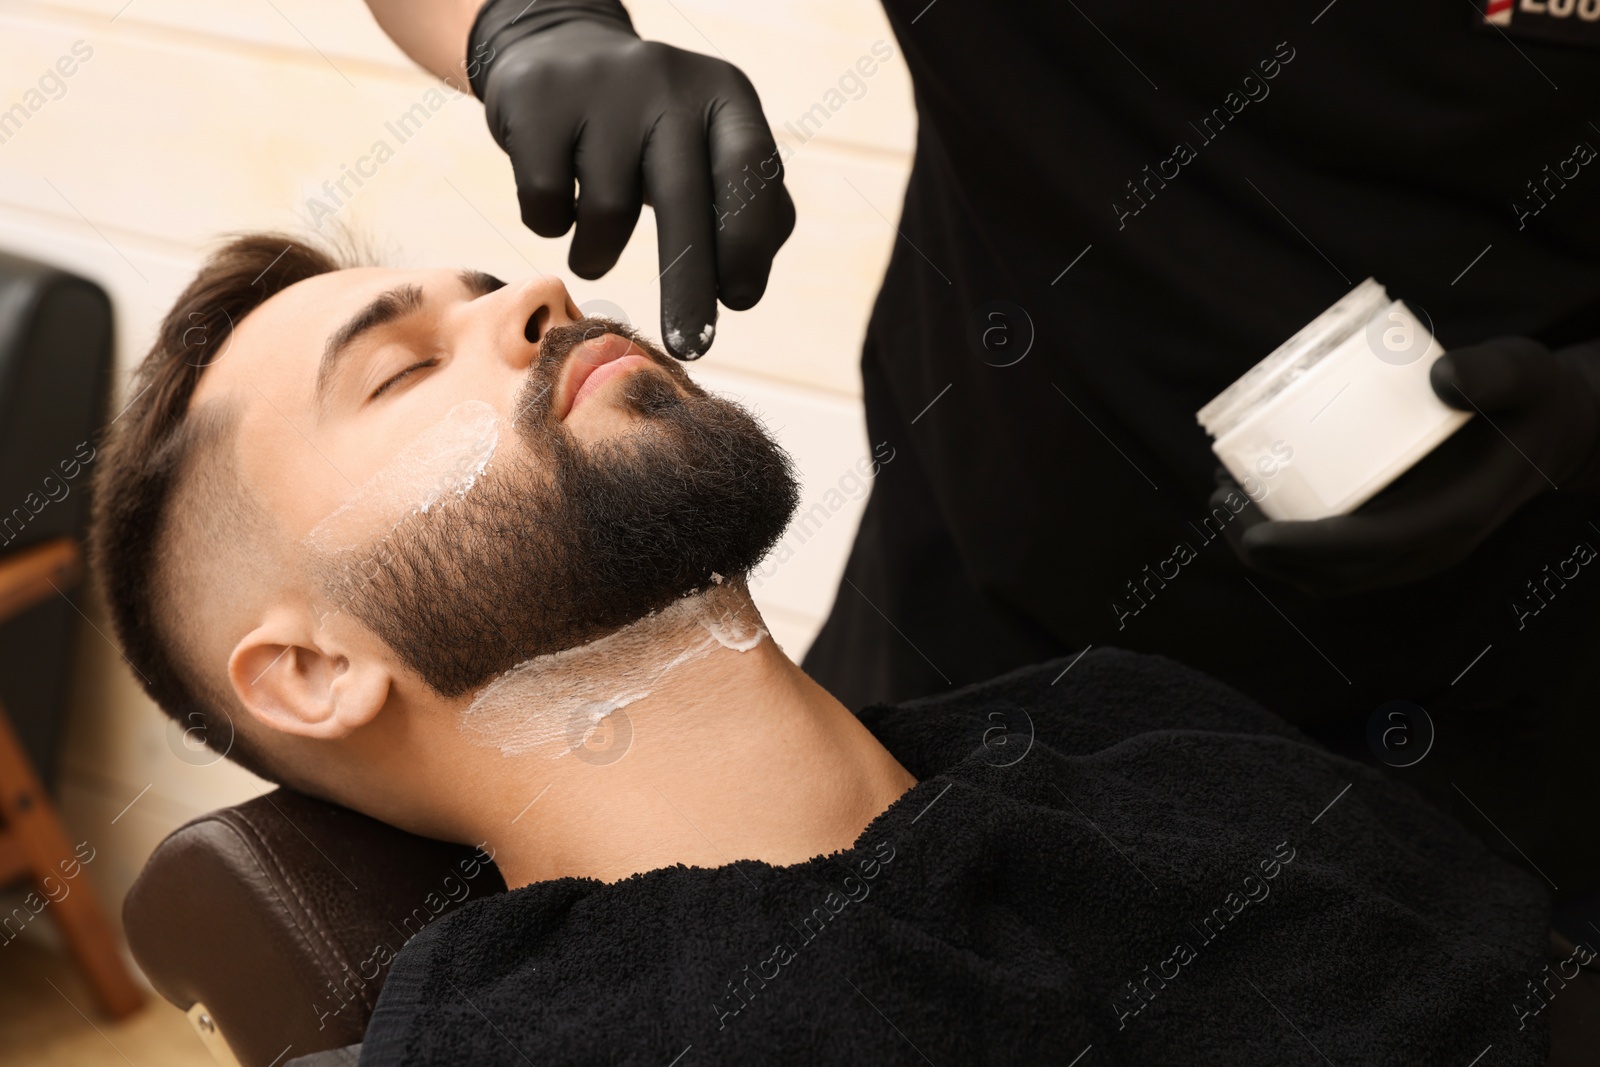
{"left": 193, "top": 266, "right": 797, "bottom": 697}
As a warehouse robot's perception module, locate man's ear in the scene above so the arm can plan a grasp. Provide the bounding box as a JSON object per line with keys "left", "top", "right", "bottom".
{"left": 228, "top": 604, "right": 392, "bottom": 740}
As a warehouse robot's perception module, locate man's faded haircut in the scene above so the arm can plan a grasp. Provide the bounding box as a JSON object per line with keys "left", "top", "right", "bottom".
{"left": 88, "top": 233, "right": 355, "bottom": 782}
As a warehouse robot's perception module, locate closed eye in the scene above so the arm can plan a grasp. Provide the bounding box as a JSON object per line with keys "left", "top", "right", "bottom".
{"left": 369, "top": 357, "right": 440, "bottom": 400}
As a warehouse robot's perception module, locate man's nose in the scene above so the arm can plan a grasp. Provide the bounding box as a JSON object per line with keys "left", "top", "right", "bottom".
{"left": 483, "top": 275, "right": 582, "bottom": 371}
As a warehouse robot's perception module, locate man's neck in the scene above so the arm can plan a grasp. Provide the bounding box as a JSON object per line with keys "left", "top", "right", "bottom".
{"left": 447, "top": 586, "right": 917, "bottom": 888}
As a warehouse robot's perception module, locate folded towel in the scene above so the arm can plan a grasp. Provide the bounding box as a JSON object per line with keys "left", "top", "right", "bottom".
{"left": 359, "top": 648, "right": 1551, "bottom": 1066}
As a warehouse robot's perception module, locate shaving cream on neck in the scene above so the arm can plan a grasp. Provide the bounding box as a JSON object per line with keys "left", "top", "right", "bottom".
{"left": 307, "top": 400, "right": 501, "bottom": 552}
{"left": 460, "top": 578, "right": 768, "bottom": 759}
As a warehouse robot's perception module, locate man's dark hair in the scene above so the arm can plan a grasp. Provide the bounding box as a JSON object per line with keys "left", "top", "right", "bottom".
{"left": 88, "top": 233, "right": 348, "bottom": 782}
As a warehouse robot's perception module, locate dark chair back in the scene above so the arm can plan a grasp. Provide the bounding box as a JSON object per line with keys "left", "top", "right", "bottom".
{"left": 123, "top": 789, "right": 504, "bottom": 1066}
{"left": 0, "top": 250, "right": 112, "bottom": 785}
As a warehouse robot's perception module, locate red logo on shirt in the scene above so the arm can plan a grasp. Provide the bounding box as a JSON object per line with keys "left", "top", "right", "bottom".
{"left": 1479, "top": 0, "right": 1600, "bottom": 43}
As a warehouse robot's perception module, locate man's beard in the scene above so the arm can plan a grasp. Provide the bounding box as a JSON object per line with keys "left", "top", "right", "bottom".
{"left": 312, "top": 318, "right": 799, "bottom": 698}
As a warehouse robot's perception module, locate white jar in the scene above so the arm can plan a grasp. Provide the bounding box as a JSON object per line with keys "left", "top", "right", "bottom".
{"left": 1196, "top": 279, "right": 1473, "bottom": 522}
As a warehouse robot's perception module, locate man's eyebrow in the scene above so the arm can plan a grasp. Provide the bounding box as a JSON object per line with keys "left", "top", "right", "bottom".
{"left": 314, "top": 283, "right": 426, "bottom": 410}
{"left": 458, "top": 269, "right": 506, "bottom": 297}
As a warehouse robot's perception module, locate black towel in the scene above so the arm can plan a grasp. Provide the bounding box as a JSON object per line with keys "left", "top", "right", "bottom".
{"left": 358, "top": 648, "right": 1552, "bottom": 1065}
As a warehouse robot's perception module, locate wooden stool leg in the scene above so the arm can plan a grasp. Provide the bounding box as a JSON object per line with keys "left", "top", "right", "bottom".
{"left": 0, "top": 699, "right": 143, "bottom": 1019}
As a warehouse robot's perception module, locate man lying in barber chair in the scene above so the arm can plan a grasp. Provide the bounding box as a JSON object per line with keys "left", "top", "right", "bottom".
{"left": 88, "top": 235, "right": 1593, "bottom": 1066}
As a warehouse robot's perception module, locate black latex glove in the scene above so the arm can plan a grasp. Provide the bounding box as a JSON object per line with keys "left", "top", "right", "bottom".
{"left": 468, "top": 0, "right": 796, "bottom": 359}
{"left": 1209, "top": 336, "right": 1600, "bottom": 597}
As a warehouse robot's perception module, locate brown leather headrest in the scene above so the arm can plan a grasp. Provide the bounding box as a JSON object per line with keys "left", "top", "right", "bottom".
{"left": 124, "top": 788, "right": 504, "bottom": 1067}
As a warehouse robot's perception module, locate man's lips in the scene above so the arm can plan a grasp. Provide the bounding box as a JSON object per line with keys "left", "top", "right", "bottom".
{"left": 555, "top": 332, "right": 658, "bottom": 420}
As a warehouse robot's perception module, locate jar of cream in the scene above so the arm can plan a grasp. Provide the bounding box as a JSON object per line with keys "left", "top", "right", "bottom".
{"left": 1196, "top": 278, "right": 1473, "bottom": 522}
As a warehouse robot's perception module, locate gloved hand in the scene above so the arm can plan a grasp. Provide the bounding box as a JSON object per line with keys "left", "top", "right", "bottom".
{"left": 468, "top": 0, "right": 796, "bottom": 359}
{"left": 1209, "top": 336, "right": 1600, "bottom": 596}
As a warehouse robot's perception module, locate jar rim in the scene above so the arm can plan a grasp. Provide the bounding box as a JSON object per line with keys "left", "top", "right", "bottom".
{"left": 1198, "top": 278, "right": 1390, "bottom": 439}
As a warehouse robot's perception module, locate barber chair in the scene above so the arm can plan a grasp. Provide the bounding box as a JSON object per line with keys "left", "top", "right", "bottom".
{"left": 124, "top": 790, "right": 505, "bottom": 1066}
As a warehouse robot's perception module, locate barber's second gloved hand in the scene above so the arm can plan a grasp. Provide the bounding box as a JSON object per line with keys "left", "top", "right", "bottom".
{"left": 467, "top": 0, "right": 796, "bottom": 360}
{"left": 1210, "top": 337, "right": 1600, "bottom": 597}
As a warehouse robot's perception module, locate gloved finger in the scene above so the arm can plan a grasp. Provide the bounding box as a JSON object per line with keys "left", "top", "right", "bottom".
{"left": 501, "top": 103, "right": 579, "bottom": 238}
{"left": 1234, "top": 515, "right": 1417, "bottom": 595}
{"left": 1234, "top": 467, "right": 1515, "bottom": 591}
{"left": 1430, "top": 337, "right": 1553, "bottom": 413}
{"left": 1211, "top": 469, "right": 1270, "bottom": 531}
{"left": 642, "top": 111, "right": 719, "bottom": 359}
{"left": 569, "top": 126, "right": 645, "bottom": 280}
{"left": 1241, "top": 514, "right": 1402, "bottom": 569}
{"left": 1210, "top": 459, "right": 1426, "bottom": 593}
{"left": 707, "top": 87, "right": 795, "bottom": 311}
{"left": 1206, "top": 481, "right": 1255, "bottom": 566}
{"left": 1236, "top": 518, "right": 1459, "bottom": 595}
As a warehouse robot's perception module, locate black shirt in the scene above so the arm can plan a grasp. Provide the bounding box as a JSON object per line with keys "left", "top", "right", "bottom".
{"left": 358, "top": 651, "right": 1550, "bottom": 1066}
{"left": 802, "top": 3, "right": 1600, "bottom": 878}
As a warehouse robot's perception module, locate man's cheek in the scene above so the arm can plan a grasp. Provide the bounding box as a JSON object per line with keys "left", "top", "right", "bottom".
{"left": 305, "top": 400, "right": 502, "bottom": 554}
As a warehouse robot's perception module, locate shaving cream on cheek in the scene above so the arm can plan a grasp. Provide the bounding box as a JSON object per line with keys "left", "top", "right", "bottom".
{"left": 306, "top": 400, "right": 501, "bottom": 552}
{"left": 459, "top": 581, "right": 767, "bottom": 759}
